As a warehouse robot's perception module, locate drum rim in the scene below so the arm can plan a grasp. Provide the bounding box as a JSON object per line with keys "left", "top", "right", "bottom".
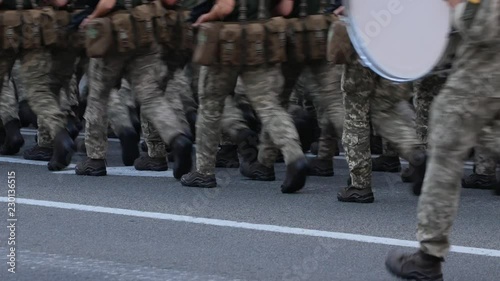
{"left": 343, "top": 0, "right": 449, "bottom": 82}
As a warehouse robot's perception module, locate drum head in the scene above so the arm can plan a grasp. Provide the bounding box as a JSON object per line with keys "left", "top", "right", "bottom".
{"left": 345, "top": 0, "right": 452, "bottom": 82}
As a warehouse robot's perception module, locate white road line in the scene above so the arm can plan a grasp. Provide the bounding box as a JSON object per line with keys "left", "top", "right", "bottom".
{"left": 0, "top": 157, "right": 173, "bottom": 177}
{"left": 1, "top": 197, "right": 499, "bottom": 258}
{"left": 53, "top": 166, "right": 174, "bottom": 177}
{"left": 20, "top": 129, "right": 121, "bottom": 143}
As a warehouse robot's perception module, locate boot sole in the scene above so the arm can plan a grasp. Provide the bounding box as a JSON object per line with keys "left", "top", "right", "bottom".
{"left": 75, "top": 169, "right": 107, "bottom": 176}
{"left": 385, "top": 262, "right": 444, "bottom": 281}
{"left": 180, "top": 177, "right": 216, "bottom": 188}
{"left": 134, "top": 163, "right": 169, "bottom": 171}
{"left": 281, "top": 166, "right": 308, "bottom": 194}
{"left": 337, "top": 193, "right": 375, "bottom": 203}
{"left": 373, "top": 165, "right": 402, "bottom": 173}
{"left": 240, "top": 169, "right": 275, "bottom": 181}
{"left": 307, "top": 168, "right": 334, "bottom": 177}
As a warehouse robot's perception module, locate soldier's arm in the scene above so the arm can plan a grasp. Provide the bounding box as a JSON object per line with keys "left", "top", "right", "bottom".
{"left": 163, "top": 0, "right": 177, "bottom": 5}
{"left": 88, "top": 0, "right": 117, "bottom": 19}
{"left": 50, "top": 0, "right": 68, "bottom": 7}
{"left": 275, "top": 0, "right": 294, "bottom": 17}
{"left": 193, "top": 0, "right": 235, "bottom": 26}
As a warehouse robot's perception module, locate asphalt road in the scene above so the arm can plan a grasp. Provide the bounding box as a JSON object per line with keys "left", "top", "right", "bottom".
{"left": 0, "top": 130, "right": 499, "bottom": 281}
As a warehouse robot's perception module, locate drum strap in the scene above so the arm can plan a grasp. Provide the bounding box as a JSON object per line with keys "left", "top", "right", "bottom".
{"left": 462, "top": 0, "right": 482, "bottom": 29}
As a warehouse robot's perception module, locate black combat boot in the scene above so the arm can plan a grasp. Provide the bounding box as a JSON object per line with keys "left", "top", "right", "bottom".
{"left": 0, "top": 127, "right": 6, "bottom": 144}
{"left": 0, "top": 119, "right": 25, "bottom": 155}
{"left": 337, "top": 186, "right": 374, "bottom": 203}
{"left": 401, "top": 165, "right": 415, "bottom": 183}
{"left": 240, "top": 161, "right": 275, "bottom": 181}
{"left": 310, "top": 142, "right": 319, "bottom": 155}
{"left": 75, "top": 157, "right": 107, "bottom": 176}
{"left": 66, "top": 115, "right": 80, "bottom": 140}
{"left": 170, "top": 134, "right": 193, "bottom": 180}
{"left": 411, "top": 152, "right": 427, "bottom": 196}
{"left": 186, "top": 110, "right": 197, "bottom": 140}
{"left": 129, "top": 106, "right": 141, "bottom": 137}
{"left": 385, "top": 250, "right": 444, "bottom": 281}
{"left": 76, "top": 139, "right": 86, "bottom": 154}
{"left": 370, "top": 135, "right": 383, "bottom": 154}
{"left": 134, "top": 155, "right": 168, "bottom": 171}
{"left": 216, "top": 145, "right": 240, "bottom": 168}
{"left": 372, "top": 155, "right": 401, "bottom": 172}
{"left": 18, "top": 100, "right": 37, "bottom": 128}
{"left": 118, "top": 127, "right": 140, "bottom": 166}
{"left": 181, "top": 171, "right": 217, "bottom": 188}
{"left": 462, "top": 173, "right": 498, "bottom": 189}
{"left": 281, "top": 158, "right": 309, "bottom": 193}
{"left": 236, "top": 128, "right": 259, "bottom": 164}
{"left": 140, "top": 140, "right": 148, "bottom": 152}
{"left": 307, "top": 158, "right": 334, "bottom": 177}
{"left": 48, "top": 129, "right": 76, "bottom": 171}
{"left": 23, "top": 145, "right": 53, "bottom": 161}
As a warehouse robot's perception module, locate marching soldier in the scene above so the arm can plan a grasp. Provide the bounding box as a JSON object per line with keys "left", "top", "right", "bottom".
{"left": 75, "top": 0, "right": 193, "bottom": 178}
{"left": 181, "top": 0, "right": 309, "bottom": 193}
{"left": 386, "top": 0, "right": 500, "bottom": 279}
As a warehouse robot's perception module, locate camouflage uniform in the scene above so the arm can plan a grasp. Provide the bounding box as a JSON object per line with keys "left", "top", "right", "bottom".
{"left": 83, "top": 44, "right": 188, "bottom": 161}
{"left": 342, "top": 58, "right": 423, "bottom": 189}
{"left": 414, "top": 75, "right": 447, "bottom": 145}
{"left": 473, "top": 147, "right": 496, "bottom": 176}
{"left": 108, "top": 79, "right": 136, "bottom": 136}
{"left": 0, "top": 75, "right": 19, "bottom": 126}
{"left": 194, "top": 65, "right": 304, "bottom": 175}
{"left": 416, "top": 0, "right": 500, "bottom": 258}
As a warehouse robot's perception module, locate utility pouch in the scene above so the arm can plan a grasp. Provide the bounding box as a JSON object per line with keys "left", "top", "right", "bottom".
{"left": 219, "top": 23, "right": 243, "bottom": 66}
{"left": 131, "top": 4, "right": 155, "bottom": 48}
{"left": 304, "top": 15, "right": 329, "bottom": 61}
{"left": 326, "top": 16, "right": 353, "bottom": 64}
{"left": 22, "top": 10, "right": 43, "bottom": 49}
{"left": 110, "top": 11, "right": 136, "bottom": 53}
{"left": 264, "top": 16, "right": 287, "bottom": 64}
{"left": 192, "top": 22, "right": 221, "bottom": 66}
{"left": 85, "top": 17, "right": 114, "bottom": 58}
{"left": 0, "top": 11, "right": 22, "bottom": 51}
{"left": 40, "top": 7, "right": 58, "bottom": 46}
{"left": 244, "top": 22, "right": 266, "bottom": 66}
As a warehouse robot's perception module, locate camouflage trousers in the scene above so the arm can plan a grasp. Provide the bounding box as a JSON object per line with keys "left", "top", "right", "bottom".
{"left": 0, "top": 49, "right": 67, "bottom": 145}
{"left": 196, "top": 65, "right": 304, "bottom": 175}
{"left": 108, "top": 79, "right": 136, "bottom": 136}
{"left": 37, "top": 50, "right": 79, "bottom": 147}
{"left": 0, "top": 74, "right": 18, "bottom": 126}
{"left": 141, "top": 65, "right": 191, "bottom": 158}
{"left": 414, "top": 75, "right": 447, "bottom": 145}
{"left": 84, "top": 44, "right": 186, "bottom": 159}
{"left": 302, "top": 64, "right": 344, "bottom": 160}
{"left": 473, "top": 146, "right": 496, "bottom": 176}
{"left": 342, "top": 58, "right": 423, "bottom": 189}
{"left": 417, "top": 43, "right": 500, "bottom": 257}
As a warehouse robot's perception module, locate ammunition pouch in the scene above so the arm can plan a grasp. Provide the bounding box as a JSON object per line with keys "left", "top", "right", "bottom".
{"left": 219, "top": 23, "right": 243, "bottom": 66}
{"left": 21, "top": 10, "right": 43, "bottom": 49}
{"left": 192, "top": 22, "right": 221, "bottom": 66}
{"left": 0, "top": 11, "right": 22, "bottom": 51}
{"left": 110, "top": 11, "right": 135, "bottom": 53}
{"left": 264, "top": 17, "right": 287, "bottom": 64}
{"left": 287, "top": 15, "right": 331, "bottom": 63}
{"left": 131, "top": 4, "right": 155, "bottom": 48}
{"left": 326, "top": 15, "right": 353, "bottom": 65}
{"left": 152, "top": 1, "right": 175, "bottom": 47}
{"left": 85, "top": 17, "right": 114, "bottom": 58}
{"left": 244, "top": 22, "right": 266, "bottom": 66}
{"left": 40, "top": 7, "right": 58, "bottom": 47}
{"left": 54, "top": 10, "right": 71, "bottom": 48}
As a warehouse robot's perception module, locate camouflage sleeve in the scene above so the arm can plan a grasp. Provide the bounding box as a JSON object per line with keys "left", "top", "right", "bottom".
{"left": 462, "top": 0, "right": 500, "bottom": 45}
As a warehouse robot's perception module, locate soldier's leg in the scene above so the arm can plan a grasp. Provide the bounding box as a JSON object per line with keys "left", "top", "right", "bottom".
{"left": 108, "top": 80, "right": 140, "bottom": 166}
{"left": 76, "top": 57, "right": 124, "bottom": 176}
{"left": 242, "top": 66, "right": 307, "bottom": 193}
{"left": 339, "top": 60, "right": 375, "bottom": 203}
{"left": 371, "top": 139, "right": 402, "bottom": 173}
{"left": 128, "top": 48, "right": 192, "bottom": 180}
{"left": 216, "top": 96, "right": 245, "bottom": 168}
{"left": 11, "top": 60, "right": 37, "bottom": 128}
{"left": 305, "top": 63, "right": 344, "bottom": 177}
{"left": 462, "top": 146, "right": 498, "bottom": 189}
{"left": 0, "top": 74, "right": 24, "bottom": 155}
{"left": 370, "top": 79, "right": 426, "bottom": 189}
{"left": 20, "top": 49, "right": 75, "bottom": 171}
{"left": 181, "top": 66, "right": 238, "bottom": 187}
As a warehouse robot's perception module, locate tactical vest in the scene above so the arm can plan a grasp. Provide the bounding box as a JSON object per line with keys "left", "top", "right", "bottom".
{"left": 192, "top": 0, "right": 287, "bottom": 67}
{"left": 286, "top": 0, "right": 334, "bottom": 63}
{"left": 0, "top": 0, "right": 60, "bottom": 51}
{"left": 85, "top": 0, "right": 158, "bottom": 58}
